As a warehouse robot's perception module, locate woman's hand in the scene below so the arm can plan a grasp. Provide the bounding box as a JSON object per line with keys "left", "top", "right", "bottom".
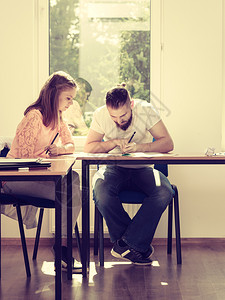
{"left": 45, "top": 143, "right": 75, "bottom": 156}
{"left": 46, "top": 144, "right": 62, "bottom": 156}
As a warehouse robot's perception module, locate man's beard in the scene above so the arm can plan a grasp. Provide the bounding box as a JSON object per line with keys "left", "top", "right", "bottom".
{"left": 115, "top": 113, "right": 132, "bottom": 131}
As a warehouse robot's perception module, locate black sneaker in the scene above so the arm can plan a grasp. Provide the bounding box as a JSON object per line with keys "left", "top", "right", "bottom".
{"left": 142, "top": 245, "right": 154, "bottom": 259}
{"left": 111, "top": 241, "right": 152, "bottom": 265}
{"left": 53, "top": 245, "right": 82, "bottom": 274}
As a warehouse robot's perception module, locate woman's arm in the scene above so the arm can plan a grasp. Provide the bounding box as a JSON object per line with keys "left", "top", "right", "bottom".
{"left": 8, "top": 111, "right": 42, "bottom": 158}
{"left": 47, "top": 143, "right": 75, "bottom": 156}
{"left": 47, "top": 121, "right": 75, "bottom": 156}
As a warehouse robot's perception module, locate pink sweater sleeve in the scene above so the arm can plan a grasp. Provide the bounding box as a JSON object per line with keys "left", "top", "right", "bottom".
{"left": 8, "top": 111, "right": 74, "bottom": 159}
{"left": 8, "top": 110, "right": 42, "bottom": 158}
{"left": 59, "top": 121, "right": 74, "bottom": 146}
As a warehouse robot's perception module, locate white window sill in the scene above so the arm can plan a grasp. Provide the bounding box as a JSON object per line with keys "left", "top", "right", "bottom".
{"left": 73, "top": 136, "right": 86, "bottom": 152}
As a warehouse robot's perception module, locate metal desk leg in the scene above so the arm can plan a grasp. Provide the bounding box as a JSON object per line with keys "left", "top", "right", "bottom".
{"left": 82, "top": 160, "right": 90, "bottom": 277}
{"left": 0, "top": 204, "right": 1, "bottom": 279}
{"left": 67, "top": 168, "right": 72, "bottom": 280}
{"left": 55, "top": 176, "right": 62, "bottom": 300}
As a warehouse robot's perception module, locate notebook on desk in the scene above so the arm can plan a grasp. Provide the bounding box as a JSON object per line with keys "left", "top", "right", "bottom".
{"left": 0, "top": 159, "right": 51, "bottom": 170}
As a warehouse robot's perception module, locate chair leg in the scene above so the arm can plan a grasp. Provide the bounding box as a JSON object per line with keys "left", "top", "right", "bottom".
{"left": 32, "top": 208, "right": 44, "bottom": 260}
{"left": 172, "top": 184, "right": 182, "bottom": 264}
{"left": 94, "top": 205, "right": 99, "bottom": 256}
{"left": 167, "top": 199, "right": 173, "bottom": 255}
{"left": 98, "top": 210, "right": 104, "bottom": 267}
{"left": 74, "top": 222, "right": 82, "bottom": 262}
{"left": 16, "top": 205, "right": 31, "bottom": 277}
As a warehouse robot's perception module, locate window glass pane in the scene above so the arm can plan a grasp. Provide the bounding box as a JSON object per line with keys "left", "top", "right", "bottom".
{"left": 50, "top": 0, "right": 150, "bottom": 135}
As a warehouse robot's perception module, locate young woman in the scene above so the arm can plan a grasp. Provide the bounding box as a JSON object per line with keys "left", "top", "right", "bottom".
{"left": 2, "top": 71, "right": 82, "bottom": 273}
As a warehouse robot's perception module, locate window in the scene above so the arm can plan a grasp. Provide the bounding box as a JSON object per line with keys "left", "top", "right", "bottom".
{"left": 49, "top": 0, "right": 151, "bottom": 136}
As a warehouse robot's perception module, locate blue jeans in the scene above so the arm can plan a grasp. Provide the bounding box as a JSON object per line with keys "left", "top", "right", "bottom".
{"left": 93, "top": 166, "right": 173, "bottom": 253}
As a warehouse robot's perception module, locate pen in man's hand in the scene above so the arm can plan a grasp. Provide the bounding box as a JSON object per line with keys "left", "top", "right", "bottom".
{"left": 128, "top": 131, "right": 136, "bottom": 144}
{"left": 45, "top": 132, "right": 59, "bottom": 154}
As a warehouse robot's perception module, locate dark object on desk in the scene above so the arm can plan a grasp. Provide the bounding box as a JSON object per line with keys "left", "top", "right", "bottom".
{"left": 0, "top": 146, "right": 10, "bottom": 158}
{"left": 0, "top": 160, "right": 51, "bottom": 170}
{"left": 0, "top": 147, "right": 51, "bottom": 170}
{"left": 93, "top": 163, "right": 181, "bottom": 266}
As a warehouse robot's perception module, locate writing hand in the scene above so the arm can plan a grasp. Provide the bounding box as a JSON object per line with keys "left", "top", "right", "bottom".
{"left": 123, "top": 142, "right": 137, "bottom": 153}
{"left": 113, "top": 139, "right": 128, "bottom": 152}
{"left": 45, "top": 144, "right": 60, "bottom": 156}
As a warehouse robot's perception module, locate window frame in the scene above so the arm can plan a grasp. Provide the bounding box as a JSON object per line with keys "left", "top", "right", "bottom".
{"left": 37, "top": 0, "right": 162, "bottom": 147}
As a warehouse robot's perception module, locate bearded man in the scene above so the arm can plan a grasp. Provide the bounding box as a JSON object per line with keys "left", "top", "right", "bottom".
{"left": 84, "top": 84, "right": 174, "bottom": 265}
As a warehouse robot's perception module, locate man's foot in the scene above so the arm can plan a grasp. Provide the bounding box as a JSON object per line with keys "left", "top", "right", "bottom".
{"left": 111, "top": 240, "right": 152, "bottom": 265}
{"left": 142, "top": 245, "right": 154, "bottom": 259}
{"left": 53, "top": 245, "right": 82, "bottom": 274}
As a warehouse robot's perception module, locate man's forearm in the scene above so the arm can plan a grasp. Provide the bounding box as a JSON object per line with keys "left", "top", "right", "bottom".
{"left": 136, "top": 137, "right": 174, "bottom": 153}
{"left": 84, "top": 140, "right": 117, "bottom": 153}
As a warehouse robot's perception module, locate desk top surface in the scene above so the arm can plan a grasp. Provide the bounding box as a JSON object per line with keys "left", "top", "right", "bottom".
{"left": 74, "top": 152, "right": 225, "bottom": 164}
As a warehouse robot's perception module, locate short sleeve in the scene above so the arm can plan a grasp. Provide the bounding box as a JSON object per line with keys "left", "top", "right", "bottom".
{"left": 144, "top": 103, "right": 161, "bottom": 130}
{"left": 90, "top": 108, "right": 105, "bottom": 134}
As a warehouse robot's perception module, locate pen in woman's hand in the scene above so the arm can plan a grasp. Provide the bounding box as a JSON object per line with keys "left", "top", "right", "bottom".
{"left": 45, "top": 132, "right": 59, "bottom": 154}
{"left": 128, "top": 131, "right": 136, "bottom": 144}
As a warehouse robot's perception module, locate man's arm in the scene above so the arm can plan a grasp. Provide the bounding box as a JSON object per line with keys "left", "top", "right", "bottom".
{"left": 84, "top": 129, "right": 131, "bottom": 153}
{"left": 83, "top": 129, "right": 114, "bottom": 153}
{"left": 123, "top": 120, "right": 174, "bottom": 153}
{"left": 148, "top": 120, "right": 174, "bottom": 152}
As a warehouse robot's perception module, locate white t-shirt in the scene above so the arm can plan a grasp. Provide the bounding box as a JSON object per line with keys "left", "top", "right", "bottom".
{"left": 90, "top": 99, "right": 161, "bottom": 151}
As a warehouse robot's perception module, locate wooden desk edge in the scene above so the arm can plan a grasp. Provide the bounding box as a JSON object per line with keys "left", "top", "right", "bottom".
{"left": 75, "top": 153, "right": 225, "bottom": 162}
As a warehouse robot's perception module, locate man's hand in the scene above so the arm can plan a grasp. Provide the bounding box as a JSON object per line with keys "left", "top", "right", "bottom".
{"left": 113, "top": 139, "right": 128, "bottom": 152}
{"left": 113, "top": 139, "right": 137, "bottom": 153}
{"left": 122, "top": 142, "right": 137, "bottom": 153}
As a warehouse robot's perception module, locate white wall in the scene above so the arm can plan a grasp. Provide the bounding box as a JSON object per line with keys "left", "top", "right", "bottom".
{"left": 0, "top": 0, "right": 50, "bottom": 238}
{"left": 0, "top": 0, "right": 35, "bottom": 137}
{"left": 154, "top": 0, "right": 225, "bottom": 238}
{"left": 1, "top": 0, "right": 225, "bottom": 239}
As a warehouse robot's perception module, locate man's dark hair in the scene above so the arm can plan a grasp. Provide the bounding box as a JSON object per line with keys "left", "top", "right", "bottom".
{"left": 76, "top": 77, "right": 92, "bottom": 94}
{"left": 106, "top": 86, "right": 130, "bottom": 108}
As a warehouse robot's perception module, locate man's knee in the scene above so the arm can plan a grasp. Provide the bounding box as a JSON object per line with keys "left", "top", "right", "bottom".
{"left": 93, "top": 178, "right": 103, "bottom": 203}
{"left": 72, "top": 170, "right": 80, "bottom": 185}
{"left": 155, "top": 184, "right": 173, "bottom": 209}
{"left": 93, "top": 179, "right": 111, "bottom": 207}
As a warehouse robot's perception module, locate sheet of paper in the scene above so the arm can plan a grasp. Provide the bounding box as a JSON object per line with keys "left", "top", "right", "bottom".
{"left": 0, "top": 158, "right": 51, "bottom": 165}
{"left": 0, "top": 158, "right": 41, "bottom": 163}
{"left": 73, "top": 152, "right": 171, "bottom": 158}
{"left": 128, "top": 152, "right": 165, "bottom": 157}
{"left": 73, "top": 152, "right": 121, "bottom": 158}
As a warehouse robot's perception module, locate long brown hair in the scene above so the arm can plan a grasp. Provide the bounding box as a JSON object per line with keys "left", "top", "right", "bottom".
{"left": 24, "top": 71, "right": 77, "bottom": 129}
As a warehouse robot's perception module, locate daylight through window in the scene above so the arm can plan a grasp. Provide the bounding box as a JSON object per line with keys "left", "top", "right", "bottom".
{"left": 50, "top": 0, "right": 150, "bottom": 136}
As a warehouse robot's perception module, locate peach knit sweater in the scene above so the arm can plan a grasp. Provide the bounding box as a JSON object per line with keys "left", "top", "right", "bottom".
{"left": 7, "top": 109, "right": 74, "bottom": 158}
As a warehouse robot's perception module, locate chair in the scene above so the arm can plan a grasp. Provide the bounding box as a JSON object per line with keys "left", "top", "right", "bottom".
{"left": 0, "top": 193, "right": 32, "bottom": 277}
{"left": 0, "top": 146, "right": 81, "bottom": 277}
{"left": 93, "top": 163, "right": 182, "bottom": 266}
